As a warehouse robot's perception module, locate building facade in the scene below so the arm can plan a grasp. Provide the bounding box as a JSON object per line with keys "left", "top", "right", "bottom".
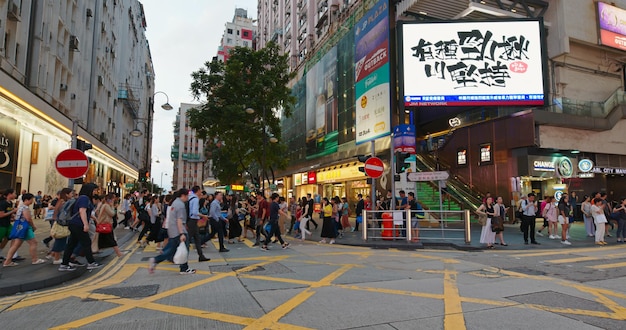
{"left": 171, "top": 103, "right": 205, "bottom": 190}
{"left": 252, "top": 0, "right": 626, "bottom": 209}
{"left": 0, "top": 0, "right": 154, "bottom": 195}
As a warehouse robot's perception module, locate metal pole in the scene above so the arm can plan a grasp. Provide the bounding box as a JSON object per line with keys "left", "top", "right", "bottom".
{"left": 262, "top": 106, "right": 266, "bottom": 195}
{"left": 464, "top": 209, "right": 471, "bottom": 244}
{"left": 390, "top": 135, "right": 396, "bottom": 210}
{"left": 406, "top": 208, "right": 412, "bottom": 242}
{"left": 68, "top": 120, "right": 78, "bottom": 189}
{"left": 362, "top": 209, "right": 367, "bottom": 241}
{"left": 439, "top": 180, "right": 444, "bottom": 236}
{"left": 370, "top": 141, "right": 376, "bottom": 237}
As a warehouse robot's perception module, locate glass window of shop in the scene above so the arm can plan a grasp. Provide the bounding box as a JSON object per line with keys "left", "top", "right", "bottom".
{"left": 323, "top": 183, "right": 345, "bottom": 200}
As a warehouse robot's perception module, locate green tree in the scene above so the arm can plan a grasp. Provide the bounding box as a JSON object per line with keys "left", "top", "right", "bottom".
{"left": 188, "top": 42, "right": 296, "bottom": 186}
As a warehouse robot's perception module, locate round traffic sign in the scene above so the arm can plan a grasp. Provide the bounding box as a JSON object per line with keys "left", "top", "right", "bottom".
{"left": 55, "top": 148, "right": 89, "bottom": 179}
{"left": 364, "top": 157, "right": 384, "bottom": 179}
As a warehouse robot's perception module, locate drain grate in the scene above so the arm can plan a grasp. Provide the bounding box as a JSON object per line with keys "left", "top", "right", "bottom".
{"left": 93, "top": 284, "right": 160, "bottom": 299}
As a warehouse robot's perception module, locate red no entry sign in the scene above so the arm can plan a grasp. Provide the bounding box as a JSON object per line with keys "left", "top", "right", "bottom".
{"left": 55, "top": 149, "right": 89, "bottom": 179}
{"left": 364, "top": 157, "right": 384, "bottom": 179}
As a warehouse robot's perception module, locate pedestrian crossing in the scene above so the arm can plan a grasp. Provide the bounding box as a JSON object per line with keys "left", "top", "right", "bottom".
{"left": 501, "top": 246, "right": 626, "bottom": 272}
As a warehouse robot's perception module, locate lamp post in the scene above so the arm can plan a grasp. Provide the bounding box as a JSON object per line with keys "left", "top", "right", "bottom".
{"left": 246, "top": 107, "right": 278, "bottom": 194}
{"left": 160, "top": 172, "right": 168, "bottom": 194}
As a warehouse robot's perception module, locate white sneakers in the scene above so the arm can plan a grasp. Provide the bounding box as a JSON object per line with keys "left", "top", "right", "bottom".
{"left": 561, "top": 240, "right": 572, "bottom": 245}
{"left": 536, "top": 231, "right": 544, "bottom": 237}
{"left": 549, "top": 235, "right": 555, "bottom": 239}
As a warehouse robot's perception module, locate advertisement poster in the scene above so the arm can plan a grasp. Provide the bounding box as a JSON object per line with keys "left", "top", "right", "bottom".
{"left": 393, "top": 124, "right": 416, "bottom": 154}
{"left": 401, "top": 20, "right": 546, "bottom": 107}
{"left": 306, "top": 47, "right": 338, "bottom": 159}
{"left": 354, "top": 0, "right": 391, "bottom": 145}
{"left": 597, "top": 2, "right": 626, "bottom": 51}
{"left": 0, "top": 116, "right": 20, "bottom": 188}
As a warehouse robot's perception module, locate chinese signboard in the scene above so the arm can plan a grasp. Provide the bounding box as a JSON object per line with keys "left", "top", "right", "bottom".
{"left": 480, "top": 143, "right": 492, "bottom": 164}
{"left": 597, "top": 2, "right": 626, "bottom": 51}
{"left": 457, "top": 148, "right": 467, "bottom": 166}
{"left": 400, "top": 20, "right": 546, "bottom": 107}
{"left": 354, "top": 0, "right": 391, "bottom": 144}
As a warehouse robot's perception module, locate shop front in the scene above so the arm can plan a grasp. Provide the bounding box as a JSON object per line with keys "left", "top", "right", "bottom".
{"left": 0, "top": 84, "right": 138, "bottom": 195}
{"left": 516, "top": 155, "right": 580, "bottom": 200}
{"left": 294, "top": 171, "right": 319, "bottom": 200}
{"left": 316, "top": 163, "right": 370, "bottom": 213}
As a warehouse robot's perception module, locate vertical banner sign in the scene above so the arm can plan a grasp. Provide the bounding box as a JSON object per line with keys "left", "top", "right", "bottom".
{"left": 393, "top": 124, "right": 416, "bottom": 154}
{"left": 354, "top": 0, "right": 391, "bottom": 145}
{"left": 0, "top": 117, "right": 20, "bottom": 188}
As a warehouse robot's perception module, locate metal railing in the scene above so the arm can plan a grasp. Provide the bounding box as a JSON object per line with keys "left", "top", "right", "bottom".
{"left": 362, "top": 209, "right": 471, "bottom": 244}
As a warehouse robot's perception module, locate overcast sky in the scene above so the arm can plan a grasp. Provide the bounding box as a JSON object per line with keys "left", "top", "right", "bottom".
{"left": 142, "top": 0, "right": 257, "bottom": 191}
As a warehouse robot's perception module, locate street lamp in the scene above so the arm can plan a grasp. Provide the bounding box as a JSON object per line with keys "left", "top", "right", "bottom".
{"left": 154, "top": 91, "right": 173, "bottom": 111}
{"left": 245, "top": 107, "right": 278, "bottom": 193}
{"left": 160, "top": 172, "right": 168, "bottom": 193}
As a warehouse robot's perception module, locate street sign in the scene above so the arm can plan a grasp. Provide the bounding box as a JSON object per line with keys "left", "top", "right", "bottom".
{"left": 407, "top": 171, "right": 449, "bottom": 182}
{"left": 55, "top": 148, "right": 89, "bottom": 179}
{"left": 364, "top": 157, "right": 384, "bottom": 179}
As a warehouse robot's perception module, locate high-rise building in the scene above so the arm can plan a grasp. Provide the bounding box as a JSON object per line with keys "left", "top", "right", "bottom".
{"left": 0, "top": 0, "right": 155, "bottom": 194}
{"left": 216, "top": 8, "right": 256, "bottom": 62}
{"left": 171, "top": 103, "right": 205, "bottom": 190}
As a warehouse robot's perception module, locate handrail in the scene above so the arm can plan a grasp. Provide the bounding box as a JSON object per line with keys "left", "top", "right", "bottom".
{"left": 545, "top": 88, "right": 626, "bottom": 118}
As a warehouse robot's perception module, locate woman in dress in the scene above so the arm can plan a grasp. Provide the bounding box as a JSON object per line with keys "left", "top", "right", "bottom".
{"left": 228, "top": 195, "right": 243, "bottom": 243}
{"left": 543, "top": 196, "right": 558, "bottom": 239}
{"left": 319, "top": 197, "right": 336, "bottom": 244}
{"left": 591, "top": 197, "right": 608, "bottom": 245}
{"left": 96, "top": 193, "right": 126, "bottom": 257}
{"left": 494, "top": 196, "right": 508, "bottom": 246}
{"left": 340, "top": 197, "right": 351, "bottom": 232}
{"left": 476, "top": 196, "right": 497, "bottom": 249}
{"left": 581, "top": 195, "right": 594, "bottom": 237}
{"left": 2, "top": 194, "right": 46, "bottom": 266}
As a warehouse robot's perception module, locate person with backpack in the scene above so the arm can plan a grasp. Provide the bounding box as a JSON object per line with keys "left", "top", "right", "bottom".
{"left": 261, "top": 193, "right": 289, "bottom": 251}
{"left": 48, "top": 188, "right": 73, "bottom": 264}
{"left": 187, "top": 186, "right": 210, "bottom": 262}
{"left": 136, "top": 198, "right": 152, "bottom": 247}
{"left": 58, "top": 183, "right": 103, "bottom": 271}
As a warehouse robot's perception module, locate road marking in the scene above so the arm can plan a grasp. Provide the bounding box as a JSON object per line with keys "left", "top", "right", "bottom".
{"left": 547, "top": 252, "right": 626, "bottom": 264}
{"left": 512, "top": 246, "right": 625, "bottom": 258}
{"left": 588, "top": 261, "right": 626, "bottom": 269}
{"left": 443, "top": 267, "right": 466, "bottom": 330}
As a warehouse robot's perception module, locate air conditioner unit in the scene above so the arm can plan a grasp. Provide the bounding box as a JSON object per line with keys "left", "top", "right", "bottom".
{"left": 97, "top": 75, "right": 103, "bottom": 86}
{"left": 101, "top": 22, "right": 106, "bottom": 33}
{"left": 69, "top": 35, "right": 80, "bottom": 51}
{"left": 86, "top": 8, "right": 93, "bottom": 17}
{"left": 60, "top": 83, "right": 68, "bottom": 91}
{"left": 7, "top": 3, "right": 20, "bottom": 21}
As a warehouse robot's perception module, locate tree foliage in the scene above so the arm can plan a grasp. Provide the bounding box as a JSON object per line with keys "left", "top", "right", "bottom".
{"left": 188, "top": 42, "right": 296, "bottom": 185}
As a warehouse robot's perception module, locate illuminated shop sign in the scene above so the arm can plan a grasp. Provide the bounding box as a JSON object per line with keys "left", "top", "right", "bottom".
{"left": 533, "top": 160, "right": 555, "bottom": 171}
{"left": 597, "top": 2, "right": 626, "bottom": 51}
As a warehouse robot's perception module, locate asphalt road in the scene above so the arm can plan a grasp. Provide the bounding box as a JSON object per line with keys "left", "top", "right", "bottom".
{"left": 0, "top": 232, "right": 625, "bottom": 329}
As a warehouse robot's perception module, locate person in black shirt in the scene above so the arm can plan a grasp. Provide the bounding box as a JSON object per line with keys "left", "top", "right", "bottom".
{"left": 354, "top": 194, "right": 364, "bottom": 232}
{"left": 305, "top": 193, "right": 318, "bottom": 230}
{"left": 262, "top": 193, "right": 289, "bottom": 251}
{"left": 0, "top": 189, "right": 18, "bottom": 260}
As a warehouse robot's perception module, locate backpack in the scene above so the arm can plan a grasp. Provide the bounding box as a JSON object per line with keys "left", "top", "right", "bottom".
{"left": 57, "top": 198, "right": 77, "bottom": 226}
{"left": 138, "top": 203, "right": 150, "bottom": 222}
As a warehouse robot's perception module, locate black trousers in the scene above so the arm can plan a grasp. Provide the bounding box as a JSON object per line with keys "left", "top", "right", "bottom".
{"left": 62, "top": 224, "right": 95, "bottom": 265}
{"left": 187, "top": 219, "right": 207, "bottom": 258}
{"left": 521, "top": 215, "right": 536, "bottom": 243}
{"left": 255, "top": 218, "right": 269, "bottom": 244}
{"left": 205, "top": 218, "right": 226, "bottom": 250}
{"left": 265, "top": 221, "right": 284, "bottom": 246}
{"left": 305, "top": 215, "right": 318, "bottom": 230}
{"left": 121, "top": 210, "right": 132, "bottom": 227}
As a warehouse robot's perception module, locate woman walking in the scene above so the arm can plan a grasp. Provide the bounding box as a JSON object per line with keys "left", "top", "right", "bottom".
{"left": 542, "top": 196, "right": 558, "bottom": 239}
{"left": 228, "top": 195, "right": 243, "bottom": 243}
{"left": 494, "top": 197, "right": 508, "bottom": 246}
{"left": 2, "top": 193, "right": 46, "bottom": 266}
{"left": 300, "top": 197, "right": 311, "bottom": 241}
{"left": 591, "top": 197, "right": 608, "bottom": 245}
{"left": 476, "top": 196, "right": 497, "bottom": 249}
{"left": 581, "top": 195, "right": 594, "bottom": 237}
{"left": 95, "top": 193, "right": 126, "bottom": 257}
{"left": 59, "top": 183, "right": 102, "bottom": 271}
{"left": 613, "top": 198, "right": 626, "bottom": 243}
{"left": 319, "top": 197, "right": 336, "bottom": 244}
{"left": 340, "top": 197, "right": 351, "bottom": 232}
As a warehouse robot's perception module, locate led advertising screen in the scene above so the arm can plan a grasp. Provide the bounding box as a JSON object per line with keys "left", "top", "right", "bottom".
{"left": 597, "top": 2, "right": 626, "bottom": 51}
{"left": 400, "top": 20, "right": 546, "bottom": 107}
{"left": 354, "top": 0, "right": 391, "bottom": 145}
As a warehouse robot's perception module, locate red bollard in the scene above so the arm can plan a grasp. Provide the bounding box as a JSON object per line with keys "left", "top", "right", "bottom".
{"left": 382, "top": 212, "right": 393, "bottom": 240}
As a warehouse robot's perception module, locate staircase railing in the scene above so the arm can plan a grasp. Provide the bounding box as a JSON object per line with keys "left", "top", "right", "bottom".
{"left": 545, "top": 88, "right": 626, "bottom": 118}
{"left": 414, "top": 153, "right": 482, "bottom": 212}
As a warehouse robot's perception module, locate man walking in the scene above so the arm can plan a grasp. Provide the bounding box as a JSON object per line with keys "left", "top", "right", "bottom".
{"left": 521, "top": 193, "right": 540, "bottom": 245}
{"left": 187, "top": 186, "right": 210, "bottom": 262}
{"left": 254, "top": 193, "right": 270, "bottom": 246}
{"left": 305, "top": 193, "right": 318, "bottom": 231}
{"left": 149, "top": 189, "right": 195, "bottom": 274}
{"left": 208, "top": 192, "right": 229, "bottom": 252}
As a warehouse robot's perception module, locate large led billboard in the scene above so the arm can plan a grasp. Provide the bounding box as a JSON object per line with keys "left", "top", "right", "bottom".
{"left": 354, "top": 0, "right": 391, "bottom": 145}
{"left": 400, "top": 20, "right": 547, "bottom": 107}
{"left": 597, "top": 2, "right": 626, "bottom": 51}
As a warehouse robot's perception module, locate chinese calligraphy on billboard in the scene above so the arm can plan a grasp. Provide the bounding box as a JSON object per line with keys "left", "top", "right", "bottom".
{"left": 354, "top": 0, "right": 391, "bottom": 145}
{"left": 401, "top": 20, "right": 546, "bottom": 107}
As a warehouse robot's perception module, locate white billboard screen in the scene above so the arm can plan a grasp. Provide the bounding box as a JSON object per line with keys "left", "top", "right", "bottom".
{"left": 401, "top": 20, "right": 546, "bottom": 107}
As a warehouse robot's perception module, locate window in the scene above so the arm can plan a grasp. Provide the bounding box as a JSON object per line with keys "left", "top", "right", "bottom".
{"left": 457, "top": 148, "right": 467, "bottom": 166}
{"left": 227, "top": 28, "right": 233, "bottom": 34}
{"left": 243, "top": 31, "right": 249, "bottom": 38}
{"left": 243, "top": 41, "right": 249, "bottom": 47}
{"left": 227, "top": 38, "right": 232, "bottom": 44}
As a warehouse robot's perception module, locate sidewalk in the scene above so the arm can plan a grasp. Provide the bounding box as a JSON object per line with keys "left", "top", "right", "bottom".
{"left": 0, "top": 217, "right": 617, "bottom": 297}
{"left": 0, "top": 220, "right": 136, "bottom": 296}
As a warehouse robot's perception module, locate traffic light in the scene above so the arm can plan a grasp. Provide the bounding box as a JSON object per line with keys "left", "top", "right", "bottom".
{"left": 76, "top": 139, "right": 92, "bottom": 152}
{"left": 139, "top": 169, "right": 147, "bottom": 182}
{"left": 395, "top": 151, "right": 410, "bottom": 174}
{"left": 356, "top": 155, "right": 371, "bottom": 174}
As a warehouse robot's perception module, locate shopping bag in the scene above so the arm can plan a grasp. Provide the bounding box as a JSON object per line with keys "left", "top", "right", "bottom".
{"left": 50, "top": 222, "right": 70, "bottom": 239}
{"left": 356, "top": 216, "right": 363, "bottom": 224}
{"left": 9, "top": 218, "right": 30, "bottom": 240}
{"left": 173, "top": 241, "right": 188, "bottom": 264}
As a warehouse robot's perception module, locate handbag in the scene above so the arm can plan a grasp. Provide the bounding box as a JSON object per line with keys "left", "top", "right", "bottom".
{"left": 491, "top": 216, "right": 504, "bottom": 232}
{"left": 96, "top": 222, "right": 113, "bottom": 234}
{"left": 477, "top": 213, "right": 487, "bottom": 226}
{"left": 50, "top": 222, "right": 70, "bottom": 239}
{"left": 9, "top": 218, "right": 30, "bottom": 240}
